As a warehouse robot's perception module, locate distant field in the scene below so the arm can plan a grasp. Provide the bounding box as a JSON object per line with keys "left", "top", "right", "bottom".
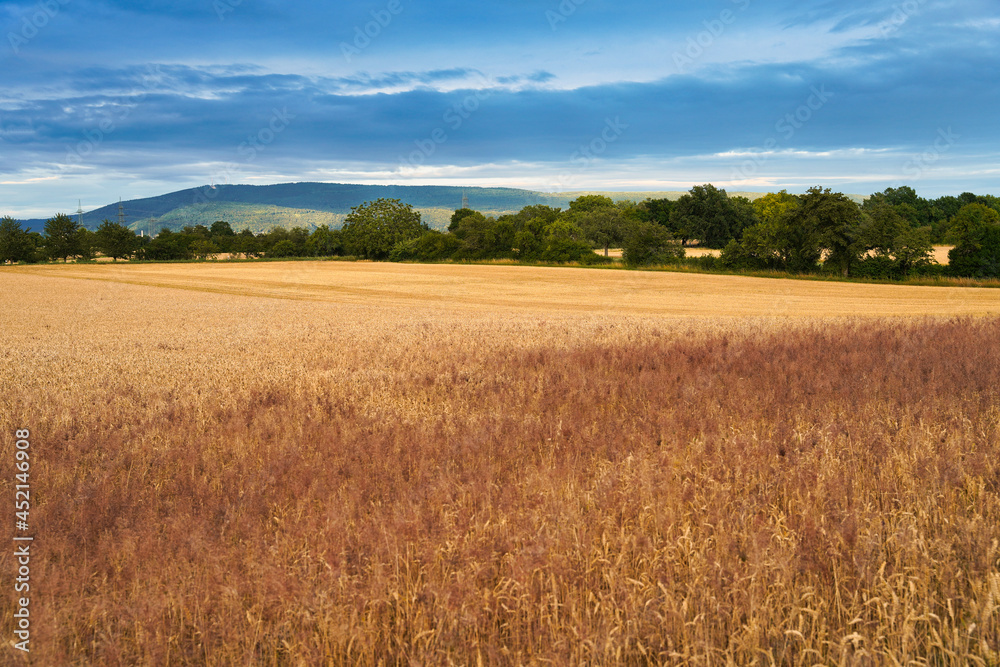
{"left": 7, "top": 260, "right": 999, "bottom": 317}
{"left": 601, "top": 247, "right": 722, "bottom": 259}
{"left": 2, "top": 264, "right": 998, "bottom": 664}
{"left": 933, "top": 245, "right": 952, "bottom": 264}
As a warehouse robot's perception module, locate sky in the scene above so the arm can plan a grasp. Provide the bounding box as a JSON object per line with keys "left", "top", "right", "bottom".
{"left": 1, "top": 0, "right": 998, "bottom": 218}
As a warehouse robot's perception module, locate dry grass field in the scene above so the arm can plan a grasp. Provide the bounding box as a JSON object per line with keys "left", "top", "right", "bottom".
{"left": 7, "top": 260, "right": 1000, "bottom": 318}
{"left": 1, "top": 262, "right": 999, "bottom": 665}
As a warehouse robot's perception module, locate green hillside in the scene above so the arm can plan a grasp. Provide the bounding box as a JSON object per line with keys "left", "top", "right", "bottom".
{"left": 20, "top": 183, "right": 867, "bottom": 233}
{"left": 128, "top": 202, "right": 344, "bottom": 235}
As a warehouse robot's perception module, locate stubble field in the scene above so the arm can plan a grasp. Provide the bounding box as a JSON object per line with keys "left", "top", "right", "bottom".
{"left": 1, "top": 262, "right": 999, "bottom": 665}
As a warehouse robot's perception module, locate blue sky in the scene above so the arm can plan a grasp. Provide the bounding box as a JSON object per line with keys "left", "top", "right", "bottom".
{"left": 1, "top": 0, "right": 998, "bottom": 217}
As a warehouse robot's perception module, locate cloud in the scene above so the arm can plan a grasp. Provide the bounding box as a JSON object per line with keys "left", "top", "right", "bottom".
{"left": 2, "top": 44, "right": 997, "bottom": 168}
{"left": 1, "top": 0, "right": 997, "bottom": 217}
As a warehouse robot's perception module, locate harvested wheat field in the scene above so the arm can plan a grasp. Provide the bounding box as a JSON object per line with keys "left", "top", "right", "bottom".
{"left": 7, "top": 260, "right": 1000, "bottom": 317}
{"left": 1, "top": 263, "right": 999, "bottom": 665}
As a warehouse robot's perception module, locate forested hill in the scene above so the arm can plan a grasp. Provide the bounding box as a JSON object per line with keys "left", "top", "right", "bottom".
{"left": 18, "top": 183, "right": 782, "bottom": 233}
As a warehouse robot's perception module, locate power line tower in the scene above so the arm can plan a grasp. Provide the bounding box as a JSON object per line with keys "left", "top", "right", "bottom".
{"left": 117, "top": 198, "right": 126, "bottom": 226}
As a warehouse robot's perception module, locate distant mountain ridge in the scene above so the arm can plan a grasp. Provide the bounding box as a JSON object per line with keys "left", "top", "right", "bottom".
{"left": 16, "top": 182, "right": 863, "bottom": 233}
{"left": 17, "top": 183, "right": 549, "bottom": 232}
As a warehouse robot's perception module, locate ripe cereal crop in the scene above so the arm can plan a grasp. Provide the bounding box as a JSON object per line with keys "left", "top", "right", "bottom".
{"left": 1, "top": 262, "right": 998, "bottom": 664}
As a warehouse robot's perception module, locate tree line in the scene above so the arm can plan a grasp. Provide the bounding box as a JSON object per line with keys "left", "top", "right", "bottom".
{"left": 3, "top": 185, "right": 999, "bottom": 278}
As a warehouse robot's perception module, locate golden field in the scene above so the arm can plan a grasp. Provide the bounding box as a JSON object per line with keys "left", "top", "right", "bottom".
{"left": 7, "top": 260, "right": 1000, "bottom": 318}
{"left": 1, "top": 262, "right": 999, "bottom": 665}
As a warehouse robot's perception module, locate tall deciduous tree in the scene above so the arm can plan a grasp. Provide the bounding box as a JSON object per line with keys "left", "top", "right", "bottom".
{"left": 44, "top": 213, "right": 81, "bottom": 262}
{"left": 669, "top": 184, "right": 756, "bottom": 248}
{"left": 210, "top": 220, "right": 235, "bottom": 237}
{"left": 854, "top": 205, "right": 934, "bottom": 277}
{"left": 947, "top": 203, "right": 1000, "bottom": 278}
{"left": 751, "top": 190, "right": 799, "bottom": 224}
{"left": 539, "top": 220, "right": 592, "bottom": 263}
{"left": 566, "top": 195, "right": 614, "bottom": 214}
{"left": 576, "top": 205, "right": 625, "bottom": 257}
{"left": 342, "top": 198, "right": 426, "bottom": 260}
{"left": 448, "top": 208, "right": 478, "bottom": 232}
{"left": 0, "top": 216, "right": 35, "bottom": 264}
{"left": 96, "top": 219, "right": 139, "bottom": 261}
{"left": 792, "top": 187, "right": 862, "bottom": 276}
{"left": 637, "top": 198, "right": 674, "bottom": 229}
{"left": 856, "top": 205, "right": 909, "bottom": 259}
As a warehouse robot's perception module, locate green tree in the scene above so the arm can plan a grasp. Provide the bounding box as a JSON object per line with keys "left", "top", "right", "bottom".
{"left": 856, "top": 205, "right": 909, "bottom": 259}
{"left": 233, "top": 229, "right": 262, "bottom": 259}
{"left": 182, "top": 224, "right": 211, "bottom": 239}
{"left": 751, "top": 190, "right": 799, "bottom": 225}
{"left": 567, "top": 195, "right": 614, "bottom": 214}
{"left": 342, "top": 199, "right": 426, "bottom": 260}
{"left": 95, "top": 219, "right": 139, "bottom": 261}
{"left": 142, "top": 228, "right": 191, "bottom": 260}
{"left": 451, "top": 211, "right": 501, "bottom": 259}
{"left": 539, "top": 220, "right": 593, "bottom": 262}
{"left": 44, "top": 213, "right": 81, "bottom": 262}
{"left": 390, "top": 230, "right": 461, "bottom": 262}
{"left": 76, "top": 228, "right": 97, "bottom": 261}
{"left": 306, "top": 225, "right": 343, "bottom": 257}
{"left": 865, "top": 186, "right": 920, "bottom": 210}
{"left": 189, "top": 239, "right": 220, "bottom": 259}
{"left": 289, "top": 227, "right": 311, "bottom": 256}
{"left": 260, "top": 226, "right": 289, "bottom": 256}
{"left": 636, "top": 198, "right": 674, "bottom": 228}
{"left": 266, "top": 239, "right": 297, "bottom": 258}
{"left": 947, "top": 203, "right": 1000, "bottom": 278}
{"left": 513, "top": 222, "right": 546, "bottom": 260}
{"left": 210, "top": 220, "right": 235, "bottom": 237}
{"left": 509, "top": 205, "right": 562, "bottom": 226}
{"left": 0, "top": 217, "right": 35, "bottom": 264}
{"left": 209, "top": 220, "right": 236, "bottom": 252}
{"left": 945, "top": 203, "right": 1000, "bottom": 245}
{"left": 622, "top": 221, "right": 684, "bottom": 267}
{"left": 892, "top": 226, "right": 935, "bottom": 276}
{"left": 575, "top": 205, "right": 626, "bottom": 257}
{"left": 189, "top": 239, "right": 216, "bottom": 260}
{"left": 950, "top": 226, "right": 1000, "bottom": 278}
{"left": 669, "top": 184, "right": 756, "bottom": 248}
{"left": 448, "top": 208, "right": 478, "bottom": 232}
{"left": 498, "top": 206, "right": 561, "bottom": 261}
{"left": 791, "top": 187, "right": 862, "bottom": 276}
